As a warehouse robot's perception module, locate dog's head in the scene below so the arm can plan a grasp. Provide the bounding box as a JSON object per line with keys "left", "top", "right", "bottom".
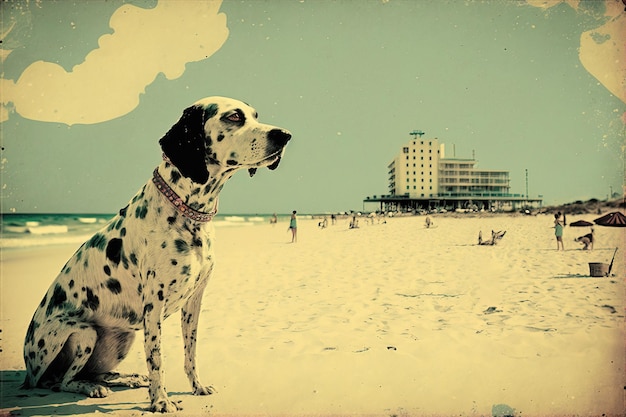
{"left": 159, "top": 97, "right": 292, "bottom": 184}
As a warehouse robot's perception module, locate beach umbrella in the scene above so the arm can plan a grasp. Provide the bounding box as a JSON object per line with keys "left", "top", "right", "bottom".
{"left": 593, "top": 211, "right": 626, "bottom": 227}
{"left": 570, "top": 220, "right": 594, "bottom": 227}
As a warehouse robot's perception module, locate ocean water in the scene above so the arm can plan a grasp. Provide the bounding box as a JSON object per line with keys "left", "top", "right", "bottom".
{"left": 0, "top": 213, "right": 281, "bottom": 249}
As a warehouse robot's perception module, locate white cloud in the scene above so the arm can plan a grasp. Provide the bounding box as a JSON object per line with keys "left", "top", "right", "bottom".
{"left": 1, "top": 0, "right": 229, "bottom": 125}
{"left": 526, "top": 0, "right": 626, "bottom": 106}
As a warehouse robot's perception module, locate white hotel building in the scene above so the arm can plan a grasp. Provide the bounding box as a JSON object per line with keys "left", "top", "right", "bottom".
{"left": 365, "top": 136, "right": 542, "bottom": 212}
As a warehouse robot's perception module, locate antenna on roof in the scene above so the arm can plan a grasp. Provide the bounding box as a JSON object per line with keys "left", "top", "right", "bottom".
{"left": 410, "top": 130, "right": 425, "bottom": 139}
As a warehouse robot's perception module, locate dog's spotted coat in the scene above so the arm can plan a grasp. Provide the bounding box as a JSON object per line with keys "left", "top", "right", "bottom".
{"left": 22, "top": 97, "right": 291, "bottom": 412}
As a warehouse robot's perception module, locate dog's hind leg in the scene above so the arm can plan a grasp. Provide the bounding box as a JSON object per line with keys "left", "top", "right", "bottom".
{"left": 86, "top": 329, "right": 149, "bottom": 388}
{"left": 40, "top": 328, "right": 112, "bottom": 397}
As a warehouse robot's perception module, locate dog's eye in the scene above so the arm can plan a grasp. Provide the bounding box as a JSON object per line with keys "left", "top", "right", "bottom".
{"left": 226, "top": 113, "right": 241, "bottom": 122}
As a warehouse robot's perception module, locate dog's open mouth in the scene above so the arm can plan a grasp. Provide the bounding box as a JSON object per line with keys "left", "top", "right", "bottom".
{"left": 248, "top": 152, "right": 283, "bottom": 177}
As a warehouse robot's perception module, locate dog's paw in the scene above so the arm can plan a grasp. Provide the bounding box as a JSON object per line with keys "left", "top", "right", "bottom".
{"left": 85, "top": 384, "right": 112, "bottom": 398}
{"left": 192, "top": 385, "right": 216, "bottom": 396}
{"left": 150, "top": 398, "right": 180, "bottom": 413}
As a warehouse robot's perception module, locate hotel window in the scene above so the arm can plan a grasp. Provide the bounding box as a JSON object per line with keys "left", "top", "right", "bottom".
{"left": 403, "top": 147, "right": 409, "bottom": 153}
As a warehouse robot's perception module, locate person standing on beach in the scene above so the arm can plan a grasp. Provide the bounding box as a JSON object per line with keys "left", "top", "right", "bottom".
{"left": 289, "top": 210, "right": 297, "bottom": 243}
{"left": 554, "top": 213, "right": 565, "bottom": 250}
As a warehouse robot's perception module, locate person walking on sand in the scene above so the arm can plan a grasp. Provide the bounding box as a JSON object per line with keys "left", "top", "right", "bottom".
{"left": 288, "top": 210, "right": 297, "bottom": 243}
{"left": 554, "top": 213, "right": 565, "bottom": 250}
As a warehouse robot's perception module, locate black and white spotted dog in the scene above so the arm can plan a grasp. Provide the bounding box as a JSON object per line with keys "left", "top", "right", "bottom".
{"left": 22, "top": 97, "right": 291, "bottom": 412}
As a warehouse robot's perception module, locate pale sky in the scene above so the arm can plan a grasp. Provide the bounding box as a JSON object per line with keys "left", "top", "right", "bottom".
{"left": 1, "top": 0, "right": 624, "bottom": 214}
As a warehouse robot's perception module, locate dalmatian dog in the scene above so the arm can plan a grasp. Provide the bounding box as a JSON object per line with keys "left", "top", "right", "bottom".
{"left": 22, "top": 97, "right": 292, "bottom": 412}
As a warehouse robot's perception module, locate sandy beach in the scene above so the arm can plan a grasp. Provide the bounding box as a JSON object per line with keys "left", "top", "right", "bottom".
{"left": 1, "top": 213, "right": 624, "bottom": 416}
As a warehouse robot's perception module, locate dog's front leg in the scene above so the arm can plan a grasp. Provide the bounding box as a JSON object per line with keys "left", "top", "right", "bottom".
{"left": 143, "top": 301, "right": 179, "bottom": 412}
{"left": 181, "top": 279, "right": 215, "bottom": 395}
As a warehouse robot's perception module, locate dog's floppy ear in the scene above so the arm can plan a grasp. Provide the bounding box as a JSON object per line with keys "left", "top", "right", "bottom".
{"left": 159, "top": 104, "right": 216, "bottom": 184}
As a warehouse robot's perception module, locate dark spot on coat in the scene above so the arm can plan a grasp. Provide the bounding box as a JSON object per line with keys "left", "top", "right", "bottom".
{"left": 170, "top": 170, "right": 181, "bottom": 184}
{"left": 103, "top": 265, "right": 111, "bottom": 276}
{"left": 135, "top": 200, "right": 149, "bottom": 219}
{"left": 68, "top": 280, "right": 75, "bottom": 289}
{"left": 87, "top": 233, "right": 107, "bottom": 251}
{"left": 82, "top": 288, "right": 100, "bottom": 311}
{"left": 46, "top": 284, "right": 68, "bottom": 317}
{"left": 130, "top": 253, "right": 138, "bottom": 266}
{"left": 38, "top": 339, "right": 45, "bottom": 349}
{"left": 217, "top": 133, "right": 224, "bottom": 142}
{"left": 174, "top": 239, "right": 190, "bottom": 254}
{"left": 143, "top": 303, "right": 154, "bottom": 314}
{"left": 119, "top": 205, "right": 129, "bottom": 217}
{"left": 106, "top": 238, "right": 123, "bottom": 265}
{"left": 39, "top": 295, "right": 47, "bottom": 308}
{"left": 120, "top": 227, "right": 127, "bottom": 237}
{"left": 226, "top": 159, "right": 238, "bottom": 166}
{"left": 106, "top": 278, "right": 122, "bottom": 294}
{"left": 157, "top": 290, "right": 164, "bottom": 301}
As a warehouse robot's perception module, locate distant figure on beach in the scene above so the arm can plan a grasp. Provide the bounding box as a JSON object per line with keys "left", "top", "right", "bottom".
{"left": 425, "top": 216, "right": 432, "bottom": 228}
{"left": 270, "top": 213, "right": 277, "bottom": 225}
{"left": 349, "top": 215, "right": 359, "bottom": 229}
{"left": 289, "top": 210, "right": 297, "bottom": 242}
{"left": 554, "top": 213, "right": 564, "bottom": 250}
{"left": 331, "top": 214, "right": 336, "bottom": 225}
{"left": 574, "top": 228, "right": 594, "bottom": 250}
{"left": 318, "top": 216, "right": 328, "bottom": 229}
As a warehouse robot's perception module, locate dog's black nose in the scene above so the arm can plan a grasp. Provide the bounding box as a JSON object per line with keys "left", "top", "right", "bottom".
{"left": 268, "top": 129, "right": 291, "bottom": 147}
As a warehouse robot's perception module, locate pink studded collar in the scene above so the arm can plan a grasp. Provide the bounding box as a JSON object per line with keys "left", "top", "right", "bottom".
{"left": 152, "top": 168, "right": 217, "bottom": 223}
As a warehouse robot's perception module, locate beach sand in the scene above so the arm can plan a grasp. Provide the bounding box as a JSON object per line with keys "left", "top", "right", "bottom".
{"left": 1, "top": 213, "right": 624, "bottom": 416}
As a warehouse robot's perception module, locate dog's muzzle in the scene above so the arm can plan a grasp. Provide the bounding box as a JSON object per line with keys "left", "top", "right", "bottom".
{"left": 249, "top": 128, "right": 291, "bottom": 177}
